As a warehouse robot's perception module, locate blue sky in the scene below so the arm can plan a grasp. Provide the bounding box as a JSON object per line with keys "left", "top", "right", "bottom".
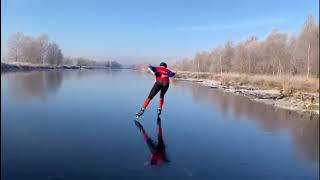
{"left": 1, "top": 0, "right": 319, "bottom": 64}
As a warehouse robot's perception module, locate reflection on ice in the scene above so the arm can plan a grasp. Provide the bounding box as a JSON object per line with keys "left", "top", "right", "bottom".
{"left": 134, "top": 117, "right": 169, "bottom": 166}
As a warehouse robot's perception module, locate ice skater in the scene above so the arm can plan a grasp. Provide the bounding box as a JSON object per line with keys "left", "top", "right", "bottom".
{"left": 136, "top": 62, "right": 175, "bottom": 118}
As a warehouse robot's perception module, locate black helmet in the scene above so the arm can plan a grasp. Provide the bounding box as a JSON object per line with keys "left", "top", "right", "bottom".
{"left": 159, "top": 62, "right": 167, "bottom": 68}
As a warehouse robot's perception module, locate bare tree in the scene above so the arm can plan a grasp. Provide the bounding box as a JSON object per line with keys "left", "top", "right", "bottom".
{"left": 26, "top": 34, "right": 48, "bottom": 64}
{"left": 298, "top": 15, "right": 319, "bottom": 77}
{"left": 45, "top": 42, "right": 63, "bottom": 66}
{"left": 7, "top": 32, "right": 25, "bottom": 62}
{"left": 37, "top": 34, "right": 49, "bottom": 64}
{"left": 221, "top": 40, "right": 234, "bottom": 73}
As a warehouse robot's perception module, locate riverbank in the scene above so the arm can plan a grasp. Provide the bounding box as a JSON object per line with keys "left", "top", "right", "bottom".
{"left": 1, "top": 62, "right": 120, "bottom": 73}
{"left": 173, "top": 71, "right": 319, "bottom": 115}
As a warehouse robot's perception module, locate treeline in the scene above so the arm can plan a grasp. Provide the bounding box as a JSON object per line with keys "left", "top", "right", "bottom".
{"left": 6, "top": 32, "right": 63, "bottom": 65}
{"left": 63, "top": 57, "right": 122, "bottom": 68}
{"left": 4, "top": 32, "right": 122, "bottom": 68}
{"left": 172, "top": 15, "right": 319, "bottom": 78}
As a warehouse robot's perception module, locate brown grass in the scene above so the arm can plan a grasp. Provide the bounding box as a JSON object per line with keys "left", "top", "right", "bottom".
{"left": 174, "top": 71, "right": 319, "bottom": 93}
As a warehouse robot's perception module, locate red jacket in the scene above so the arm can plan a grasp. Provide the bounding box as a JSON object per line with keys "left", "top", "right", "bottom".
{"left": 148, "top": 66, "right": 175, "bottom": 83}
